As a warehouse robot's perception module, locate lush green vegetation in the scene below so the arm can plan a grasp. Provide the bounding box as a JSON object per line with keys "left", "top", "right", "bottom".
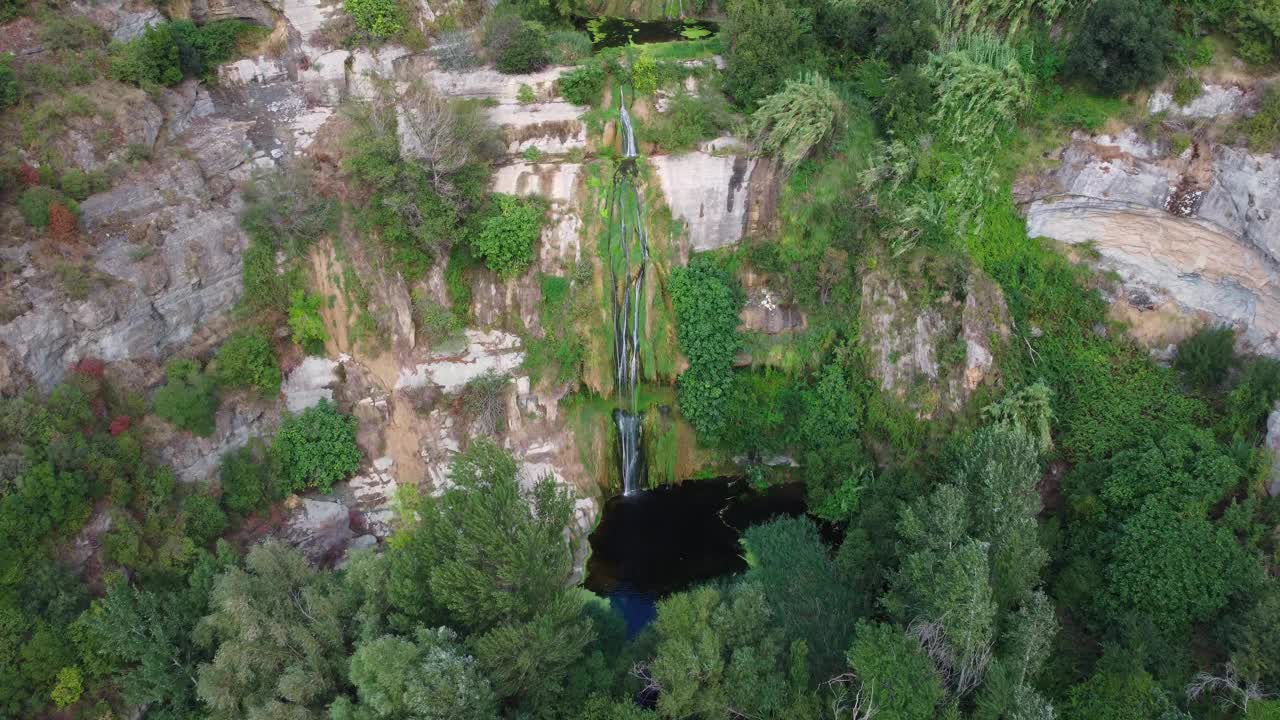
{"left": 5, "top": 0, "right": 1280, "bottom": 718}
{"left": 110, "top": 20, "right": 263, "bottom": 88}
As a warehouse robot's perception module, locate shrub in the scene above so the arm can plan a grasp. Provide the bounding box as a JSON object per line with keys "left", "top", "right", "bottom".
{"left": 751, "top": 73, "right": 847, "bottom": 172}
{"left": 1172, "top": 74, "right": 1202, "bottom": 106}
{"left": 271, "top": 400, "right": 362, "bottom": 494}
{"left": 517, "top": 83, "right": 536, "bottom": 103}
{"left": 431, "top": 30, "right": 483, "bottom": 71}
{"left": 214, "top": 329, "right": 282, "bottom": 396}
{"left": 59, "top": 169, "right": 97, "bottom": 201}
{"left": 170, "top": 19, "right": 261, "bottom": 79}
{"left": 926, "top": 35, "right": 1032, "bottom": 146}
{"left": 722, "top": 0, "right": 813, "bottom": 108}
{"left": 183, "top": 493, "right": 227, "bottom": 546}
{"left": 412, "top": 288, "right": 464, "bottom": 348}
{"left": 0, "top": 0, "right": 19, "bottom": 23}
{"left": 630, "top": 52, "right": 658, "bottom": 95}
{"left": 558, "top": 63, "right": 605, "bottom": 106}
{"left": 152, "top": 359, "right": 219, "bottom": 437}
{"left": 459, "top": 371, "right": 510, "bottom": 436}
{"left": 1066, "top": 0, "right": 1174, "bottom": 96}
{"left": 220, "top": 443, "right": 274, "bottom": 515}
{"left": 1174, "top": 325, "right": 1236, "bottom": 392}
{"left": 17, "top": 186, "right": 67, "bottom": 228}
{"left": 50, "top": 667, "right": 82, "bottom": 709}
{"left": 547, "top": 30, "right": 591, "bottom": 64}
{"left": 287, "top": 290, "right": 328, "bottom": 355}
{"left": 344, "top": 0, "right": 405, "bottom": 38}
{"left": 47, "top": 203, "right": 77, "bottom": 241}
{"left": 671, "top": 254, "right": 743, "bottom": 441}
{"left": 110, "top": 23, "right": 183, "bottom": 87}
{"left": 468, "top": 194, "right": 545, "bottom": 279}
{"left": 0, "top": 53, "right": 17, "bottom": 108}
{"left": 496, "top": 22, "right": 550, "bottom": 74}
{"left": 1228, "top": 84, "right": 1280, "bottom": 153}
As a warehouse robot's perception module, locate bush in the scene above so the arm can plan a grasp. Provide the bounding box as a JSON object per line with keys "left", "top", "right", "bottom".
{"left": 1066, "top": 0, "right": 1174, "bottom": 96}
{"left": 751, "top": 73, "right": 847, "bottom": 172}
{"left": 214, "top": 329, "right": 282, "bottom": 396}
{"left": 183, "top": 493, "right": 227, "bottom": 546}
{"left": 926, "top": 35, "right": 1032, "bottom": 146}
{"left": 558, "top": 63, "right": 605, "bottom": 106}
{"left": 0, "top": 53, "right": 16, "bottom": 108}
{"left": 1174, "top": 325, "right": 1236, "bottom": 392}
{"left": 468, "top": 194, "right": 545, "bottom": 279}
{"left": 288, "top": 290, "right": 328, "bottom": 355}
{"left": 1228, "top": 84, "right": 1280, "bottom": 153}
{"left": 496, "top": 22, "right": 550, "bottom": 74}
{"left": 640, "top": 89, "right": 732, "bottom": 152}
{"left": 344, "top": 0, "right": 405, "bottom": 38}
{"left": 547, "top": 30, "right": 591, "bottom": 65}
{"left": 271, "top": 400, "right": 362, "bottom": 494}
{"left": 17, "top": 186, "right": 70, "bottom": 228}
{"left": 412, "top": 288, "right": 464, "bottom": 348}
{"left": 722, "top": 0, "right": 813, "bottom": 108}
{"left": 110, "top": 23, "right": 182, "bottom": 87}
{"left": 220, "top": 443, "right": 274, "bottom": 515}
{"left": 152, "top": 359, "right": 219, "bottom": 437}
{"left": 58, "top": 169, "right": 105, "bottom": 201}
{"left": 671, "top": 254, "right": 743, "bottom": 441}
{"left": 630, "top": 52, "right": 658, "bottom": 95}
{"left": 1172, "top": 74, "right": 1202, "bottom": 106}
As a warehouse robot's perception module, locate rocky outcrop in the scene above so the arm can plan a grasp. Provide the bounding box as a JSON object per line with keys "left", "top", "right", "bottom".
{"left": 1021, "top": 130, "right": 1280, "bottom": 355}
{"left": 153, "top": 393, "right": 281, "bottom": 482}
{"left": 1147, "top": 82, "right": 1257, "bottom": 119}
{"left": 860, "top": 266, "right": 1010, "bottom": 418}
{"left": 651, "top": 138, "right": 779, "bottom": 252}
{"left": 189, "top": 0, "right": 281, "bottom": 28}
{"left": 0, "top": 111, "right": 269, "bottom": 390}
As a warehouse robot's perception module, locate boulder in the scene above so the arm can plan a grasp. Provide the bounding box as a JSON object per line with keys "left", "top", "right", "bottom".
{"left": 189, "top": 0, "right": 280, "bottom": 28}
{"left": 281, "top": 497, "right": 355, "bottom": 563}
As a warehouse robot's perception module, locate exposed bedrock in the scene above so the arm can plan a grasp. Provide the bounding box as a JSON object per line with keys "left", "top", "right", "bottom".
{"left": 652, "top": 137, "right": 779, "bottom": 252}
{"left": 1021, "top": 129, "right": 1280, "bottom": 355}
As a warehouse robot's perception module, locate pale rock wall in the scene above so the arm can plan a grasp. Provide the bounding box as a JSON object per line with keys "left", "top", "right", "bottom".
{"left": 652, "top": 140, "right": 757, "bottom": 251}
{"left": 1022, "top": 129, "right": 1280, "bottom": 355}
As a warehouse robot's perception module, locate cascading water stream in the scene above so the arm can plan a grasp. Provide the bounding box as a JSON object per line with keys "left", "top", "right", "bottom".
{"left": 608, "top": 94, "right": 649, "bottom": 496}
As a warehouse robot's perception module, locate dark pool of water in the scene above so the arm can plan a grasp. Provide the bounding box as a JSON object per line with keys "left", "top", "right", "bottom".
{"left": 584, "top": 478, "right": 807, "bottom": 636}
{"left": 577, "top": 16, "right": 719, "bottom": 49}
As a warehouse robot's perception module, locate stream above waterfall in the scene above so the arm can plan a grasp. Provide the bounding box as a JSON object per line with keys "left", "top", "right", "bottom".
{"left": 578, "top": 16, "right": 719, "bottom": 49}
{"left": 583, "top": 478, "right": 808, "bottom": 636}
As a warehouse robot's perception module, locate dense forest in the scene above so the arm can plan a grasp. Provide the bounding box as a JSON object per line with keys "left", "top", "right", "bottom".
{"left": 1, "top": 0, "right": 1279, "bottom": 717}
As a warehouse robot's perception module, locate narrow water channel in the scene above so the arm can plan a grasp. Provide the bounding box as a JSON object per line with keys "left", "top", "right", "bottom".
{"left": 583, "top": 478, "right": 808, "bottom": 636}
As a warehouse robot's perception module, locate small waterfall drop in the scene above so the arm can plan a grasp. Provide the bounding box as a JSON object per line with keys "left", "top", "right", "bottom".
{"left": 608, "top": 92, "right": 649, "bottom": 496}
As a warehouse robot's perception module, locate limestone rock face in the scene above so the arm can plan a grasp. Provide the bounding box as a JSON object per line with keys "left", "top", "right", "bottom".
{"left": 153, "top": 394, "right": 281, "bottom": 482}
{"left": 1266, "top": 410, "right": 1280, "bottom": 497}
{"left": 0, "top": 113, "right": 261, "bottom": 390}
{"left": 859, "top": 267, "right": 1010, "bottom": 418}
{"left": 1022, "top": 130, "right": 1280, "bottom": 356}
{"left": 652, "top": 139, "right": 759, "bottom": 251}
{"left": 189, "top": 0, "right": 280, "bottom": 28}
{"left": 1147, "top": 83, "right": 1256, "bottom": 119}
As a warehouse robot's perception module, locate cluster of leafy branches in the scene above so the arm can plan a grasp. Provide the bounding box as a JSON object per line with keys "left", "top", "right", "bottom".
{"left": 670, "top": 253, "right": 743, "bottom": 443}
{"left": 110, "top": 19, "right": 263, "bottom": 88}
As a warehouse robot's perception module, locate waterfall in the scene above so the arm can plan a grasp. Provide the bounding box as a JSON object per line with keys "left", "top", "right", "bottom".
{"left": 608, "top": 92, "right": 649, "bottom": 496}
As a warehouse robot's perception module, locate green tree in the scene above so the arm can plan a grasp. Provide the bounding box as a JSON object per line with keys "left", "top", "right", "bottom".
{"left": 742, "top": 516, "right": 861, "bottom": 677}
{"left": 152, "top": 359, "right": 219, "bottom": 437}
{"left": 846, "top": 621, "right": 945, "bottom": 720}
{"left": 468, "top": 194, "right": 545, "bottom": 279}
{"left": 196, "top": 541, "right": 353, "bottom": 720}
{"left": 214, "top": 329, "right": 282, "bottom": 396}
{"left": 0, "top": 53, "right": 17, "bottom": 108}
{"left": 183, "top": 493, "right": 227, "bottom": 546}
{"left": 332, "top": 628, "right": 497, "bottom": 720}
{"left": 387, "top": 438, "right": 574, "bottom": 633}
{"left": 722, "top": 0, "right": 813, "bottom": 108}
{"left": 270, "top": 400, "right": 362, "bottom": 495}
{"left": 647, "top": 581, "right": 820, "bottom": 719}
{"left": 1066, "top": 0, "right": 1174, "bottom": 95}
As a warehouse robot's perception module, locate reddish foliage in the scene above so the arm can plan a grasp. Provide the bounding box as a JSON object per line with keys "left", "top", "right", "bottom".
{"left": 72, "top": 356, "right": 106, "bottom": 378}
{"left": 108, "top": 415, "right": 132, "bottom": 436}
{"left": 48, "top": 202, "right": 77, "bottom": 241}
{"left": 16, "top": 164, "right": 40, "bottom": 187}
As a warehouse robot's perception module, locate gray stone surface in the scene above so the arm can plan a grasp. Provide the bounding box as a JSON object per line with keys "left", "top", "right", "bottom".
{"left": 652, "top": 142, "right": 758, "bottom": 251}
{"left": 1023, "top": 130, "right": 1280, "bottom": 356}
